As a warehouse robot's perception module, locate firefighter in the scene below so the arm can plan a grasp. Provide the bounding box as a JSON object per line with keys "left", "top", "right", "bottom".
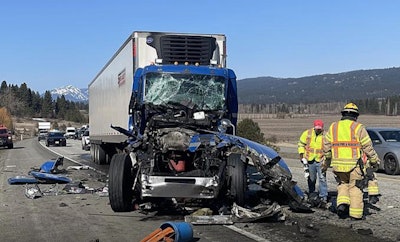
{"left": 322, "top": 103, "right": 380, "bottom": 220}
{"left": 298, "top": 119, "right": 328, "bottom": 208}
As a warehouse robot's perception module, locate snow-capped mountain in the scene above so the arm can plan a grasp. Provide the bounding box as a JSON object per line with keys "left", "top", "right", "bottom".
{"left": 50, "top": 85, "right": 88, "bottom": 103}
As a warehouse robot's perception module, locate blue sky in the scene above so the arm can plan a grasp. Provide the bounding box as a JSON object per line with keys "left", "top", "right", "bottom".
{"left": 1, "top": 1, "right": 400, "bottom": 93}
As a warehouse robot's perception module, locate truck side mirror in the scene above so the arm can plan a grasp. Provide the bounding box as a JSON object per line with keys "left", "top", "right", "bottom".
{"left": 218, "top": 119, "right": 235, "bottom": 135}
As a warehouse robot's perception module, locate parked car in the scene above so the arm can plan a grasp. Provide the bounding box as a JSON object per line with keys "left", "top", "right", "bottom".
{"left": 81, "top": 129, "right": 90, "bottom": 150}
{"left": 38, "top": 130, "right": 48, "bottom": 141}
{"left": 366, "top": 127, "right": 400, "bottom": 175}
{"left": 46, "top": 131, "right": 67, "bottom": 147}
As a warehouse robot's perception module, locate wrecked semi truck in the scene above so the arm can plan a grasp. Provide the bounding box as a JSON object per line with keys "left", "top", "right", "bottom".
{"left": 89, "top": 31, "right": 308, "bottom": 213}
{"left": 89, "top": 31, "right": 237, "bottom": 164}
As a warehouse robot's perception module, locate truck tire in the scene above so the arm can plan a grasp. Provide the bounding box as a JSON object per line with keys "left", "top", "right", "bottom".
{"left": 109, "top": 153, "right": 134, "bottom": 212}
{"left": 92, "top": 144, "right": 98, "bottom": 164}
{"left": 227, "top": 153, "right": 246, "bottom": 206}
{"left": 92, "top": 144, "right": 107, "bottom": 165}
{"left": 90, "top": 144, "right": 95, "bottom": 162}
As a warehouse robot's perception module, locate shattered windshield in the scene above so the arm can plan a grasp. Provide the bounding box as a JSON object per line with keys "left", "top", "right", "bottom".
{"left": 144, "top": 72, "right": 226, "bottom": 110}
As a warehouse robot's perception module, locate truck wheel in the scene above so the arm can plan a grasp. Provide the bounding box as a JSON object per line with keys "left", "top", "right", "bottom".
{"left": 8, "top": 144, "right": 13, "bottom": 149}
{"left": 92, "top": 144, "right": 99, "bottom": 164}
{"left": 109, "top": 153, "right": 134, "bottom": 212}
{"left": 227, "top": 153, "right": 246, "bottom": 206}
{"left": 384, "top": 153, "right": 400, "bottom": 175}
{"left": 90, "top": 144, "right": 95, "bottom": 162}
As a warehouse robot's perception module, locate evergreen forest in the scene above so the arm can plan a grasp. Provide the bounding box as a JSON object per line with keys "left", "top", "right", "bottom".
{"left": 0, "top": 81, "right": 88, "bottom": 123}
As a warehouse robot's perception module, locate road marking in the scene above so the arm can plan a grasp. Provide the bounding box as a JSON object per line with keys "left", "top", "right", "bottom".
{"left": 224, "top": 225, "right": 271, "bottom": 242}
{"left": 39, "top": 141, "right": 107, "bottom": 175}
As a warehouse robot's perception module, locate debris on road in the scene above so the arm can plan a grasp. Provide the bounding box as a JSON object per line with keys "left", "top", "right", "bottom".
{"left": 8, "top": 156, "right": 107, "bottom": 199}
{"left": 185, "top": 214, "right": 233, "bottom": 225}
{"left": 66, "top": 165, "right": 90, "bottom": 170}
{"left": 141, "top": 222, "right": 193, "bottom": 242}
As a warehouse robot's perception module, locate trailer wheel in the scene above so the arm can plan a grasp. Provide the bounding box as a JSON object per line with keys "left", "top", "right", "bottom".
{"left": 92, "top": 144, "right": 98, "bottom": 163}
{"left": 109, "top": 153, "right": 134, "bottom": 212}
{"left": 90, "top": 144, "right": 95, "bottom": 162}
{"left": 227, "top": 153, "right": 246, "bottom": 206}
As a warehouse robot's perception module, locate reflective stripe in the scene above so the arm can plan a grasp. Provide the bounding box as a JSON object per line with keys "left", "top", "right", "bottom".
{"left": 332, "top": 142, "right": 360, "bottom": 147}
{"left": 337, "top": 195, "right": 350, "bottom": 205}
{"left": 368, "top": 186, "right": 379, "bottom": 194}
{"left": 333, "top": 123, "right": 339, "bottom": 160}
{"left": 349, "top": 207, "right": 363, "bottom": 217}
{"left": 304, "top": 129, "right": 312, "bottom": 160}
{"left": 350, "top": 122, "right": 360, "bottom": 158}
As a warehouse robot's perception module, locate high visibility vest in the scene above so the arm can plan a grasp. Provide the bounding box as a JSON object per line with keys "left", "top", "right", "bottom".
{"left": 298, "top": 128, "right": 324, "bottom": 162}
{"left": 326, "top": 120, "right": 364, "bottom": 172}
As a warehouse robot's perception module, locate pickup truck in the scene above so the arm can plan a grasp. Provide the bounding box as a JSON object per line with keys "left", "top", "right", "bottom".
{"left": 0, "top": 125, "right": 13, "bottom": 149}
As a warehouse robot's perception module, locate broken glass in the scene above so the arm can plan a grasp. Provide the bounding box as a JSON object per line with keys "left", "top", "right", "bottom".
{"left": 144, "top": 72, "right": 226, "bottom": 110}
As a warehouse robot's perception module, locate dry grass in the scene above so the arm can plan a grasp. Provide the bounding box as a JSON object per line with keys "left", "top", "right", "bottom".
{"left": 240, "top": 114, "right": 400, "bottom": 146}
{"left": 12, "top": 117, "right": 84, "bottom": 140}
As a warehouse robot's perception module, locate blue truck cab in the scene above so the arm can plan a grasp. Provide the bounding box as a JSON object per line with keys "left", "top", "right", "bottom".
{"left": 129, "top": 64, "right": 238, "bottom": 137}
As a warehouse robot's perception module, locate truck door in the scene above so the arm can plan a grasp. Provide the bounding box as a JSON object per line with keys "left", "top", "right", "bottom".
{"left": 129, "top": 68, "right": 146, "bottom": 136}
{"left": 227, "top": 69, "right": 238, "bottom": 127}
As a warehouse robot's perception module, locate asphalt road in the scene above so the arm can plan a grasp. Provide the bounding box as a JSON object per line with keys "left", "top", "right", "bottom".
{"left": 2, "top": 138, "right": 400, "bottom": 242}
{"left": 0, "top": 138, "right": 262, "bottom": 242}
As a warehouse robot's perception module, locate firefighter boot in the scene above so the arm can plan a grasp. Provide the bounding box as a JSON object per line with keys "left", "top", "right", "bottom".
{"left": 369, "top": 195, "right": 380, "bottom": 204}
{"left": 337, "top": 204, "right": 349, "bottom": 219}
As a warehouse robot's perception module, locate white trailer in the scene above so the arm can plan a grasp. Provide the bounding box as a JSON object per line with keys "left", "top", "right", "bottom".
{"left": 89, "top": 31, "right": 227, "bottom": 164}
{"left": 38, "top": 122, "right": 51, "bottom": 131}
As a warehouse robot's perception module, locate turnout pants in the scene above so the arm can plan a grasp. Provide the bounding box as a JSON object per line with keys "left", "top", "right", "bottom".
{"left": 368, "top": 176, "right": 380, "bottom": 196}
{"left": 334, "top": 167, "right": 364, "bottom": 219}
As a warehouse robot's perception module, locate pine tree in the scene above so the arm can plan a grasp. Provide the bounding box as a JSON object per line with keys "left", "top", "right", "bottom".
{"left": 237, "top": 118, "right": 265, "bottom": 143}
{"left": 41, "top": 91, "right": 54, "bottom": 118}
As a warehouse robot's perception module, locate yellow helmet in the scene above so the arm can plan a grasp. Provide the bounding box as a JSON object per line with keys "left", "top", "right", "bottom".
{"left": 341, "top": 102, "right": 359, "bottom": 115}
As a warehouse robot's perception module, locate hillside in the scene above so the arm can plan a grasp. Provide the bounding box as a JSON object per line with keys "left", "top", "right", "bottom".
{"left": 237, "top": 67, "right": 400, "bottom": 104}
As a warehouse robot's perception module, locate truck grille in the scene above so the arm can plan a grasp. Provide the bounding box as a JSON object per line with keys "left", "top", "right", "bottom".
{"left": 147, "top": 34, "right": 216, "bottom": 65}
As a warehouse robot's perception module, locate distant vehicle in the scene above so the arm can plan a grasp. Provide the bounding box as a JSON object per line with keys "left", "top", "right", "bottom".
{"left": 366, "top": 127, "right": 400, "bottom": 175}
{"left": 38, "top": 130, "right": 48, "bottom": 141}
{"left": 46, "top": 131, "right": 67, "bottom": 147}
{"left": 38, "top": 121, "right": 51, "bottom": 131}
{"left": 65, "top": 127, "right": 76, "bottom": 139}
{"left": 0, "top": 125, "right": 13, "bottom": 149}
{"left": 81, "top": 129, "right": 90, "bottom": 151}
{"left": 75, "top": 126, "right": 87, "bottom": 140}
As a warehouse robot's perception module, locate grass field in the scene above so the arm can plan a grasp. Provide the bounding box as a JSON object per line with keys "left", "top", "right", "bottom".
{"left": 239, "top": 114, "right": 400, "bottom": 147}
